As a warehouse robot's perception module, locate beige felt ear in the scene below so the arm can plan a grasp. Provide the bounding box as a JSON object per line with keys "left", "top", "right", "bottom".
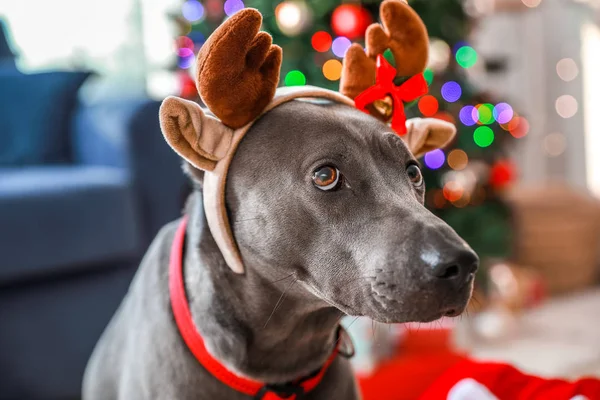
{"left": 404, "top": 118, "right": 457, "bottom": 158}
{"left": 159, "top": 96, "right": 233, "bottom": 171}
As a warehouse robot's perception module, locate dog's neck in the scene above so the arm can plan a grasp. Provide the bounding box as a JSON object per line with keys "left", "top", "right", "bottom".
{"left": 182, "top": 192, "right": 343, "bottom": 383}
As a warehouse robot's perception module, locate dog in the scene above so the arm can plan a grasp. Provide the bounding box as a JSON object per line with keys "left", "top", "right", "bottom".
{"left": 83, "top": 3, "right": 478, "bottom": 400}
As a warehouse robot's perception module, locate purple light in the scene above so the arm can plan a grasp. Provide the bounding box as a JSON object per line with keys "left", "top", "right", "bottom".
{"left": 424, "top": 149, "right": 445, "bottom": 170}
{"left": 332, "top": 36, "right": 352, "bottom": 58}
{"left": 177, "top": 47, "right": 194, "bottom": 58}
{"left": 459, "top": 105, "right": 478, "bottom": 126}
{"left": 224, "top": 0, "right": 245, "bottom": 16}
{"left": 441, "top": 81, "right": 462, "bottom": 103}
{"left": 493, "top": 102, "right": 514, "bottom": 124}
{"left": 182, "top": 0, "right": 204, "bottom": 22}
{"left": 178, "top": 54, "right": 195, "bottom": 69}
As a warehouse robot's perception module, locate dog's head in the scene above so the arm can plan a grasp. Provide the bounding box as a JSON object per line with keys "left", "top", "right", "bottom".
{"left": 159, "top": 2, "right": 478, "bottom": 323}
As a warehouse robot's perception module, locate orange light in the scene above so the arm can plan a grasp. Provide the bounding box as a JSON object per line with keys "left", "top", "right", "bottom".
{"left": 418, "top": 95, "right": 439, "bottom": 117}
{"left": 322, "top": 59, "right": 343, "bottom": 81}
{"left": 509, "top": 116, "right": 529, "bottom": 138}
{"left": 443, "top": 181, "right": 464, "bottom": 202}
{"left": 447, "top": 150, "right": 468, "bottom": 171}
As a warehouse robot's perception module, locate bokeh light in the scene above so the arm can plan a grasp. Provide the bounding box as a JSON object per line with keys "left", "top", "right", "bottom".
{"left": 424, "top": 149, "right": 446, "bottom": 170}
{"left": 455, "top": 46, "right": 478, "bottom": 68}
{"left": 473, "top": 126, "right": 494, "bottom": 147}
{"left": 323, "top": 59, "right": 342, "bottom": 81}
{"left": 285, "top": 70, "right": 306, "bottom": 86}
{"left": 224, "top": 0, "right": 245, "bottom": 16}
{"left": 423, "top": 69, "right": 434, "bottom": 85}
{"left": 459, "top": 105, "right": 478, "bottom": 126}
{"left": 331, "top": 4, "right": 372, "bottom": 39}
{"left": 418, "top": 95, "right": 439, "bottom": 117}
{"left": 555, "top": 95, "right": 578, "bottom": 118}
{"left": 543, "top": 132, "right": 567, "bottom": 156}
{"left": 441, "top": 81, "right": 462, "bottom": 102}
{"left": 508, "top": 116, "right": 530, "bottom": 138}
{"left": 476, "top": 103, "right": 495, "bottom": 124}
{"left": 428, "top": 39, "right": 451, "bottom": 72}
{"left": 177, "top": 47, "right": 194, "bottom": 58}
{"left": 493, "top": 103, "right": 514, "bottom": 124}
{"left": 443, "top": 181, "right": 464, "bottom": 202}
{"left": 448, "top": 150, "right": 469, "bottom": 170}
{"left": 522, "top": 0, "right": 542, "bottom": 7}
{"left": 176, "top": 36, "right": 194, "bottom": 51}
{"left": 178, "top": 51, "right": 195, "bottom": 69}
{"left": 311, "top": 31, "right": 332, "bottom": 53}
{"left": 182, "top": 0, "right": 205, "bottom": 22}
{"left": 331, "top": 36, "right": 352, "bottom": 58}
{"left": 556, "top": 58, "right": 579, "bottom": 82}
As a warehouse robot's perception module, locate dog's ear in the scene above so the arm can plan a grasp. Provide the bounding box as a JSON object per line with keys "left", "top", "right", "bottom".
{"left": 159, "top": 96, "right": 233, "bottom": 171}
{"left": 404, "top": 118, "right": 456, "bottom": 158}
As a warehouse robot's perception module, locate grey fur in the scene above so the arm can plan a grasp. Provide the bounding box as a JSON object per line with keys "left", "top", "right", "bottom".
{"left": 83, "top": 100, "right": 478, "bottom": 400}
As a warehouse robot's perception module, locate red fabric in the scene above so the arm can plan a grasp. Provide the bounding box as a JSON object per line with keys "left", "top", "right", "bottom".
{"left": 419, "top": 359, "right": 600, "bottom": 400}
{"left": 169, "top": 218, "right": 339, "bottom": 400}
{"left": 358, "top": 328, "right": 467, "bottom": 400}
{"left": 354, "top": 54, "right": 428, "bottom": 135}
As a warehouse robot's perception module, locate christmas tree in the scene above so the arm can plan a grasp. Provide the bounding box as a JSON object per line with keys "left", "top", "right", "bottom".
{"left": 173, "top": 0, "right": 524, "bottom": 284}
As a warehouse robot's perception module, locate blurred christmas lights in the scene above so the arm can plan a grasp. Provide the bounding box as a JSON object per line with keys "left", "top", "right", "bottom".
{"left": 555, "top": 94, "right": 578, "bottom": 118}
{"left": 476, "top": 103, "right": 495, "bottom": 124}
{"left": 423, "top": 69, "right": 434, "bottom": 85}
{"left": 424, "top": 149, "right": 445, "bottom": 169}
{"left": 331, "top": 36, "right": 351, "bottom": 58}
{"left": 474, "top": 126, "right": 494, "bottom": 147}
{"left": 275, "top": 1, "right": 311, "bottom": 36}
{"left": 418, "top": 95, "right": 439, "bottom": 117}
{"left": 508, "top": 116, "right": 529, "bottom": 138}
{"left": 441, "top": 81, "right": 462, "bottom": 102}
{"left": 455, "top": 45, "right": 478, "bottom": 69}
{"left": 176, "top": 36, "right": 194, "bottom": 50}
{"left": 443, "top": 181, "right": 464, "bottom": 202}
{"left": 323, "top": 59, "right": 342, "bottom": 81}
{"left": 556, "top": 58, "right": 579, "bottom": 82}
{"left": 182, "top": 0, "right": 205, "bottom": 22}
{"left": 331, "top": 4, "right": 371, "bottom": 39}
{"left": 428, "top": 39, "right": 451, "bottom": 72}
{"left": 224, "top": 0, "right": 244, "bottom": 17}
{"left": 285, "top": 70, "right": 306, "bottom": 86}
{"left": 493, "top": 102, "right": 513, "bottom": 124}
{"left": 543, "top": 132, "right": 567, "bottom": 156}
{"left": 459, "top": 105, "right": 478, "bottom": 126}
{"left": 311, "top": 31, "right": 332, "bottom": 53}
{"left": 448, "top": 149, "right": 468, "bottom": 170}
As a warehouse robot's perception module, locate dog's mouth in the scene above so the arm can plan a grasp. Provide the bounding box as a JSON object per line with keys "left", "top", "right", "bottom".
{"left": 369, "top": 273, "right": 476, "bottom": 324}
{"left": 301, "top": 273, "right": 475, "bottom": 325}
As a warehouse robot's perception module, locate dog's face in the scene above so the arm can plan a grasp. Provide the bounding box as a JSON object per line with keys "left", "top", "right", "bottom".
{"left": 226, "top": 100, "right": 478, "bottom": 324}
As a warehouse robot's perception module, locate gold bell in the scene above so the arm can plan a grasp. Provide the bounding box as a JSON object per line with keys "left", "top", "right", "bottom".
{"left": 372, "top": 95, "right": 394, "bottom": 121}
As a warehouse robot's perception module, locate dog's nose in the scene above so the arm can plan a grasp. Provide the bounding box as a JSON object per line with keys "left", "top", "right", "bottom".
{"left": 429, "top": 249, "right": 479, "bottom": 283}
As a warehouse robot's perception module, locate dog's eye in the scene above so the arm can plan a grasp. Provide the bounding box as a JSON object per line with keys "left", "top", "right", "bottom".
{"left": 313, "top": 166, "right": 342, "bottom": 191}
{"left": 406, "top": 164, "right": 424, "bottom": 187}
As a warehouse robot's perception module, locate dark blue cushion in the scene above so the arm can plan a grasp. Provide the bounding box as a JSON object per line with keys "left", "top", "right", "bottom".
{"left": 0, "top": 71, "right": 90, "bottom": 166}
{"left": 0, "top": 166, "right": 142, "bottom": 283}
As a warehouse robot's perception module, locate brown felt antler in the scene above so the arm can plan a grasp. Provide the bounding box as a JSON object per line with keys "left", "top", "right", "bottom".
{"left": 340, "top": 0, "right": 429, "bottom": 100}
{"left": 340, "top": 0, "right": 457, "bottom": 156}
{"left": 196, "top": 8, "right": 282, "bottom": 129}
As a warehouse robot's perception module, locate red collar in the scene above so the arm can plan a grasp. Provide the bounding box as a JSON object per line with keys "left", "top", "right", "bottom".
{"left": 169, "top": 218, "right": 341, "bottom": 400}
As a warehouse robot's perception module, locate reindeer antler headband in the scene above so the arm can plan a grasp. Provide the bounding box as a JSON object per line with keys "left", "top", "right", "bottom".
{"left": 159, "top": 1, "right": 456, "bottom": 274}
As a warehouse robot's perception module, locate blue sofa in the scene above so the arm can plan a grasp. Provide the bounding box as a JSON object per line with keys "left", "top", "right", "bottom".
{"left": 0, "top": 22, "right": 190, "bottom": 399}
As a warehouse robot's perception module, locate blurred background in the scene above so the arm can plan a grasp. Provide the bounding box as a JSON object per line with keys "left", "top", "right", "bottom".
{"left": 1, "top": 0, "right": 600, "bottom": 399}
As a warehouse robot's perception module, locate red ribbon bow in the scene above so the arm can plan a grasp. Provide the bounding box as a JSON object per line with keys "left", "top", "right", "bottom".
{"left": 355, "top": 54, "right": 428, "bottom": 135}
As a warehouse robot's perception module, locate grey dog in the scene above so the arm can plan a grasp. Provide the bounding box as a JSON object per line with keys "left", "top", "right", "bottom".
{"left": 83, "top": 99, "right": 478, "bottom": 400}
{"left": 83, "top": 4, "right": 478, "bottom": 399}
